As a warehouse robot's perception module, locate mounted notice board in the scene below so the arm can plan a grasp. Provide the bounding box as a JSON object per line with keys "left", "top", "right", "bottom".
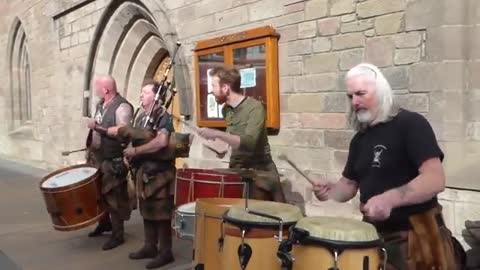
{"left": 193, "top": 25, "right": 280, "bottom": 129}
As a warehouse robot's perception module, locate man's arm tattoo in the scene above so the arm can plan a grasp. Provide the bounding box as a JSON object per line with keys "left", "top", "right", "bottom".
{"left": 116, "top": 103, "right": 133, "bottom": 126}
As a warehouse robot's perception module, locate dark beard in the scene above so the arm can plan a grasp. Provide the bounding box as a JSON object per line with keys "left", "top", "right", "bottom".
{"left": 215, "top": 95, "right": 227, "bottom": 105}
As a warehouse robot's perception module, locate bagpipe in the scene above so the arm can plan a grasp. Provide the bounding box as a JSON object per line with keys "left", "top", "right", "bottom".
{"left": 116, "top": 42, "right": 193, "bottom": 161}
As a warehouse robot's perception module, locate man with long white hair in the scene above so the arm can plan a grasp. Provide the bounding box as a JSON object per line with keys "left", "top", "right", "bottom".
{"left": 313, "top": 63, "right": 464, "bottom": 269}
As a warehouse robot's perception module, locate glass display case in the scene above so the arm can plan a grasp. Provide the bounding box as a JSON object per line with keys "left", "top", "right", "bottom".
{"left": 194, "top": 26, "right": 280, "bottom": 129}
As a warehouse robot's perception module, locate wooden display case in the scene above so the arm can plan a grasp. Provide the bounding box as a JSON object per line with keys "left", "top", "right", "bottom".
{"left": 193, "top": 26, "right": 280, "bottom": 129}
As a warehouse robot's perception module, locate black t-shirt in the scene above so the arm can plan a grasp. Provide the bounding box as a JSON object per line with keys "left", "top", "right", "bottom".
{"left": 343, "top": 109, "right": 444, "bottom": 232}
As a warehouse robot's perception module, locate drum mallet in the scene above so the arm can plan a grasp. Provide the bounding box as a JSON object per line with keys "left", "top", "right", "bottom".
{"left": 278, "top": 154, "right": 315, "bottom": 186}
{"left": 61, "top": 148, "right": 87, "bottom": 156}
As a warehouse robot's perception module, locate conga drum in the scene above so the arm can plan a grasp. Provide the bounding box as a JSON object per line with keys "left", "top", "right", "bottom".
{"left": 174, "top": 168, "right": 245, "bottom": 206}
{"left": 221, "top": 201, "right": 304, "bottom": 270}
{"left": 193, "top": 198, "right": 245, "bottom": 270}
{"left": 39, "top": 164, "right": 106, "bottom": 231}
{"left": 279, "top": 216, "right": 387, "bottom": 270}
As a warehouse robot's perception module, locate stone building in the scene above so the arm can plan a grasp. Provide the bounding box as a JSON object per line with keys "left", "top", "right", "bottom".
{"left": 0, "top": 0, "right": 479, "bottom": 256}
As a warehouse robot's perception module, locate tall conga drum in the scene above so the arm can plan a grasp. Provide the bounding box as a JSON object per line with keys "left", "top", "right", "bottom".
{"left": 39, "top": 164, "right": 106, "bottom": 231}
{"left": 174, "top": 168, "right": 246, "bottom": 206}
{"left": 193, "top": 198, "right": 246, "bottom": 270}
{"left": 278, "top": 216, "right": 386, "bottom": 270}
{"left": 221, "top": 201, "right": 304, "bottom": 270}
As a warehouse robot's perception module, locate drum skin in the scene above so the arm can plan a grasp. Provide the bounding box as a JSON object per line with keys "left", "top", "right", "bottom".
{"left": 289, "top": 216, "right": 383, "bottom": 270}
{"left": 39, "top": 164, "right": 106, "bottom": 231}
{"left": 174, "top": 168, "right": 245, "bottom": 207}
{"left": 193, "top": 198, "right": 246, "bottom": 270}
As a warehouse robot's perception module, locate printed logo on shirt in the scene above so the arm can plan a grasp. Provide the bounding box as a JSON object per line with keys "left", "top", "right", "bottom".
{"left": 372, "top": 144, "right": 387, "bottom": 168}
{"left": 95, "top": 111, "right": 103, "bottom": 124}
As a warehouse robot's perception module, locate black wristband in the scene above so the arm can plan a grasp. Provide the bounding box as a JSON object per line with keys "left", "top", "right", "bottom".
{"left": 93, "top": 124, "right": 108, "bottom": 135}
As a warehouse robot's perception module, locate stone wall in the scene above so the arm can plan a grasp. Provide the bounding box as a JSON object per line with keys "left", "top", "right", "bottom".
{"left": 0, "top": 0, "right": 479, "bottom": 253}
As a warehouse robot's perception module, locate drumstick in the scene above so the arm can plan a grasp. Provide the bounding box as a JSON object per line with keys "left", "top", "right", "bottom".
{"left": 277, "top": 154, "right": 315, "bottom": 186}
{"left": 171, "top": 115, "right": 228, "bottom": 158}
{"left": 61, "top": 148, "right": 87, "bottom": 156}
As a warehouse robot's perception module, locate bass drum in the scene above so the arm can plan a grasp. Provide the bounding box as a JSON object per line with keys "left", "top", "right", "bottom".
{"left": 39, "top": 164, "right": 106, "bottom": 231}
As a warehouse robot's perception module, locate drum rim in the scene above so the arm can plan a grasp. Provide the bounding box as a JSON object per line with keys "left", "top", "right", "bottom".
{"left": 223, "top": 214, "right": 298, "bottom": 229}
{"left": 176, "top": 178, "right": 245, "bottom": 185}
{"left": 39, "top": 164, "right": 100, "bottom": 192}
{"left": 176, "top": 201, "right": 197, "bottom": 213}
{"left": 53, "top": 210, "right": 107, "bottom": 231}
{"left": 176, "top": 168, "right": 242, "bottom": 180}
{"left": 291, "top": 227, "right": 382, "bottom": 249}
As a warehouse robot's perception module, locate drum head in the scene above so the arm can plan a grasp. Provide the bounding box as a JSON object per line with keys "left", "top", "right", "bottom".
{"left": 224, "top": 201, "right": 303, "bottom": 228}
{"left": 41, "top": 166, "right": 97, "bottom": 188}
{"left": 293, "top": 216, "right": 381, "bottom": 249}
{"left": 177, "top": 202, "right": 197, "bottom": 213}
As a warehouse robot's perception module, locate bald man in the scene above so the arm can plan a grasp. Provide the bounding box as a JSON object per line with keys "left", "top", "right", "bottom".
{"left": 86, "top": 75, "right": 134, "bottom": 250}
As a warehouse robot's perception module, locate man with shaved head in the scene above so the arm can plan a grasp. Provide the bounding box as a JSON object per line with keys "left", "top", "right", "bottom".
{"left": 86, "top": 75, "right": 134, "bottom": 250}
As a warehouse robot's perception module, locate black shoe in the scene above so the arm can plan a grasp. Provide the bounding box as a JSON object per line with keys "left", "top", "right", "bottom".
{"left": 102, "top": 236, "right": 124, "bottom": 250}
{"left": 145, "top": 250, "right": 174, "bottom": 269}
{"left": 129, "top": 245, "right": 158, "bottom": 260}
{"left": 88, "top": 224, "right": 112, "bottom": 237}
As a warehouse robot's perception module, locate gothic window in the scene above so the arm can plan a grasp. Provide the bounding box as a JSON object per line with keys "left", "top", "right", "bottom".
{"left": 8, "top": 18, "right": 32, "bottom": 131}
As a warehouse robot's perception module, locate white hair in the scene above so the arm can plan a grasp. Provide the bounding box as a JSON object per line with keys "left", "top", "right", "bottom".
{"left": 345, "top": 63, "right": 399, "bottom": 131}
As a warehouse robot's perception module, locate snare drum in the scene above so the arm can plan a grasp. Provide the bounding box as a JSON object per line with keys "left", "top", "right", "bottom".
{"left": 174, "top": 168, "right": 245, "bottom": 206}
{"left": 173, "top": 202, "right": 196, "bottom": 240}
{"left": 279, "top": 216, "right": 386, "bottom": 270}
{"left": 193, "top": 198, "right": 245, "bottom": 270}
{"left": 221, "top": 201, "right": 304, "bottom": 270}
{"left": 39, "top": 164, "right": 106, "bottom": 231}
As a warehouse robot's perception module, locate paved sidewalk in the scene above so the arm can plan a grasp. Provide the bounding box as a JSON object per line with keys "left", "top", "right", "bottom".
{"left": 0, "top": 158, "right": 193, "bottom": 270}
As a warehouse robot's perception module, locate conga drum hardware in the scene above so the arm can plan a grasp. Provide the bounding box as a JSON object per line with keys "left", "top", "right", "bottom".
{"left": 177, "top": 198, "right": 245, "bottom": 270}
{"left": 221, "top": 201, "right": 304, "bottom": 270}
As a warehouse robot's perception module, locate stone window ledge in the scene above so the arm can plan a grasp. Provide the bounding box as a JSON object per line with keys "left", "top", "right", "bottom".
{"left": 8, "top": 122, "right": 35, "bottom": 140}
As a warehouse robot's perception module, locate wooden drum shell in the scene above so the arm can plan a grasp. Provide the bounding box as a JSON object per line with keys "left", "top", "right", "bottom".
{"left": 39, "top": 164, "right": 106, "bottom": 231}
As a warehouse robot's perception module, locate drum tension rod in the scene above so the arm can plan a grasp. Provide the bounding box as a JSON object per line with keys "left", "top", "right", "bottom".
{"left": 381, "top": 247, "right": 388, "bottom": 270}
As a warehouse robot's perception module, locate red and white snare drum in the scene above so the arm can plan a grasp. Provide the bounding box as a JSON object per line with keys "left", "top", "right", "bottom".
{"left": 174, "top": 168, "right": 245, "bottom": 206}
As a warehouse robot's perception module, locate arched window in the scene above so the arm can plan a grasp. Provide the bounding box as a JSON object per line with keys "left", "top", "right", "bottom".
{"left": 8, "top": 18, "right": 32, "bottom": 131}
